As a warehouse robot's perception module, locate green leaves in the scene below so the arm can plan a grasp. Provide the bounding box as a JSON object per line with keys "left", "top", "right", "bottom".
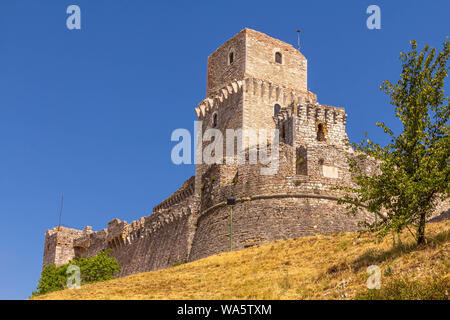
{"left": 32, "top": 249, "right": 120, "bottom": 297}
{"left": 338, "top": 40, "right": 450, "bottom": 244}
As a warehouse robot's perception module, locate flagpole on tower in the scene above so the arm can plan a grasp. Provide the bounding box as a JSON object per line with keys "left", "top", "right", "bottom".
{"left": 297, "top": 29, "right": 301, "bottom": 51}
{"left": 58, "top": 194, "right": 64, "bottom": 230}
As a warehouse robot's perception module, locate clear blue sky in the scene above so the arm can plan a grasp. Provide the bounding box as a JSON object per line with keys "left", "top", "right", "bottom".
{"left": 0, "top": 0, "right": 448, "bottom": 299}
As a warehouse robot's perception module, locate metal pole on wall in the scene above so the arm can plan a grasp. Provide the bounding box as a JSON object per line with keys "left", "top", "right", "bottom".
{"left": 230, "top": 206, "right": 233, "bottom": 251}
{"left": 227, "top": 197, "right": 236, "bottom": 252}
{"left": 58, "top": 194, "right": 64, "bottom": 231}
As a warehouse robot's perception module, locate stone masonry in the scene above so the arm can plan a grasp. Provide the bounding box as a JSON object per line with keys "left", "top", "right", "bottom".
{"left": 42, "top": 28, "right": 449, "bottom": 276}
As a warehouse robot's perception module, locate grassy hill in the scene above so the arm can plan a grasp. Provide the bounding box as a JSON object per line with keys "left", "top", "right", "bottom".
{"left": 33, "top": 220, "right": 449, "bottom": 300}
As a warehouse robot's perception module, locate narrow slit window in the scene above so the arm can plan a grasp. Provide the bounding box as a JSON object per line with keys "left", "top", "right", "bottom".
{"left": 296, "top": 146, "right": 308, "bottom": 175}
{"left": 275, "top": 52, "right": 282, "bottom": 64}
{"left": 229, "top": 52, "right": 234, "bottom": 64}
{"left": 274, "top": 104, "right": 281, "bottom": 116}
{"left": 317, "top": 123, "right": 325, "bottom": 141}
{"left": 212, "top": 113, "right": 218, "bottom": 128}
{"left": 280, "top": 123, "right": 286, "bottom": 140}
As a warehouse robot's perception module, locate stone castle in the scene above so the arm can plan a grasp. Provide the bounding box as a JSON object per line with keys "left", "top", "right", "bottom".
{"left": 42, "top": 29, "right": 446, "bottom": 276}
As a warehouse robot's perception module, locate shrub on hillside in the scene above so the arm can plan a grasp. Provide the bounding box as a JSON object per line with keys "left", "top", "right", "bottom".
{"left": 32, "top": 249, "right": 120, "bottom": 297}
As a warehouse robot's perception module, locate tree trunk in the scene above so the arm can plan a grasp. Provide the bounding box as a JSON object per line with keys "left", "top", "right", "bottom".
{"left": 417, "top": 212, "right": 426, "bottom": 245}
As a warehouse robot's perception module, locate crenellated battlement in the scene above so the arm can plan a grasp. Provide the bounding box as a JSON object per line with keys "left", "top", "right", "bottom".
{"left": 195, "top": 81, "right": 244, "bottom": 119}
{"left": 243, "top": 77, "right": 316, "bottom": 106}
{"left": 273, "top": 102, "right": 346, "bottom": 123}
{"left": 195, "top": 77, "right": 319, "bottom": 120}
{"left": 45, "top": 195, "right": 198, "bottom": 274}
{"left": 153, "top": 176, "right": 196, "bottom": 212}
{"left": 295, "top": 104, "right": 346, "bottom": 124}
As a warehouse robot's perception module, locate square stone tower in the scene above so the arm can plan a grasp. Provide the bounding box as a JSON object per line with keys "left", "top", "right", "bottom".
{"left": 206, "top": 28, "right": 308, "bottom": 97}
{"left": 194, "top": 29, "right": 316, "bottom": 195}
{"left": 198, "top": 28, "right": 312, "bottom": 140}
{"left": 204, "top": 28, "right": 310, "bottom": 134}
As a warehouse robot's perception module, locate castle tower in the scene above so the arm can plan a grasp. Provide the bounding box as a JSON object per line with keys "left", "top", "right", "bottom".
{"left": 42, "top": 227, "right": 84, "bottom": 267}
{"left": 197, "top": 28, "right": 311, "bottom": 135}
{"left": 188, "top": 29, "right": 371, "bottom": 261}
{"left": 206, "top": 28, "right": 308, "bottom": 96}
{"left": 195, "top": 28, "right": 351, "bottom": 180}
{"left": 194, "top": 29, "right": 315, "bottom": 195}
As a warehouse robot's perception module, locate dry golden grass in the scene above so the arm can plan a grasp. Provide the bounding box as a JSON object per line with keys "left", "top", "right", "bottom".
{"left": 33, "top": 220, "right": 449, "bottom": 300}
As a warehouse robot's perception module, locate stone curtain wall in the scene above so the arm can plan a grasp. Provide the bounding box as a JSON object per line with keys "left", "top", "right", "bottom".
{"left": 189, "top": 197, "right": 372, "bottom": 262}
{"left": 43, "top": 178, "right": 200, "bottom": 276}
{"left": 105, "top": 203, "right": 198, "bottom": 276}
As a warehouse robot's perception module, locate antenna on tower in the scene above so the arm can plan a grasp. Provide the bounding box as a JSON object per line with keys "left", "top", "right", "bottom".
{"left": 297, "top": 29, "right": 301, "bottom": 50}
{"left": 58, "top": 194, "right": 64, "bottom": 231}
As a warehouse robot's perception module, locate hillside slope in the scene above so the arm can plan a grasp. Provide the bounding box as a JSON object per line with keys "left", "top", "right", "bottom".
{"left": 34, "top": 220, "right": 449, "bottom": 300}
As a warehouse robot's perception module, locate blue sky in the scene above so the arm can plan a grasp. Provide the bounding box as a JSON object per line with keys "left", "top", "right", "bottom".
{"left": 0, "top": 0, "right": 448, "bottom": 299}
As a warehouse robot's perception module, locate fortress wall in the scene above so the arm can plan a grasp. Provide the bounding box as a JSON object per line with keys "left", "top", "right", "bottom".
{"left": 189, "top": 196, "right": 372, "bottom": 262}
{"left": 44, "top": 179, "right": 199, "bottom": 276}
{"left": 190, "top": 143, "right": 374, "bottom": 261}
{"left": 195, "top": 80, "right": 244, "bottom": 200}
{"left": 305, "top": 144, "right": 352, "bottom": 182}
{"left": 199, "top": 143, "right": 355, "bottom": 209}
{"left": 153, "top": 176, "right": 195, "bottom": 212}
{"left": 69, "top": 195, "right": 198, "bottom": 276}
{"left": 74, "top": 228, "right": 107, "bottom": 259}
{"left": 108, "top": 198, "right": 198, "bottom": 276}
{"left": 294, "top": 104, "right": 348, "bottom": 147}
{"left": 429, "top": 199, "right": 450, "bottom": 222}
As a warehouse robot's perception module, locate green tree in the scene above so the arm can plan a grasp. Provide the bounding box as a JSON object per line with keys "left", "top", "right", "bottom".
{"left": 338, "top": 40, "right": 449, "bottom": 245}
{"left": 32, "top": 249, "right": 120, "bottom": 297}
{"left": 32, "top": 263, "right": 69, "bottom": 296}
{"left": 76, "top": 250, "right": 121, "bottom": 283}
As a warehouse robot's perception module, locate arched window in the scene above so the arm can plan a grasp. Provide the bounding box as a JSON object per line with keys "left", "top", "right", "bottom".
{"left": 229, "top": 51, "right": 234, "bottom": 64}
{"left": 274, "top": 104, "right": 281, "bottom": 116}
{"left": 317, "top": 123, "right": 325, "bottom": 141}
{"left": 212, "top": 113, "right": 218, "bottom": 128}
{"left": 275, "top": 52, "right": 282, "bottom": 64}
